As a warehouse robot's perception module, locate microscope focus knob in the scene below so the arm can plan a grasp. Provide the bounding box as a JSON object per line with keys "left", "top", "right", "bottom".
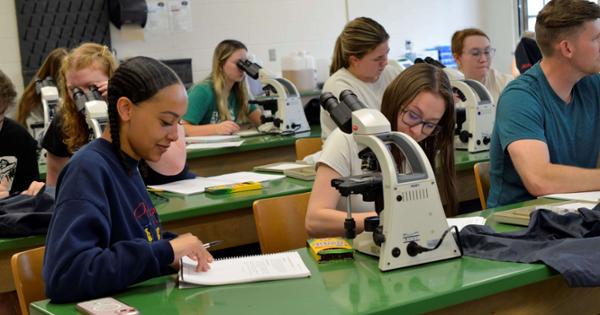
{"left": 459, "top": 130, "right": 472, "bottom": 143}
{"left": 406, "top": 241, "right": 423, "bottom": 257}
{"left": 483, "top": 136, "right": 491, "bottom": 145}
{"left": 364, "top": 216, "right": 379, "bottom": 232}
{"left": 372, "top": 226, "right": 385, "bottom": 246}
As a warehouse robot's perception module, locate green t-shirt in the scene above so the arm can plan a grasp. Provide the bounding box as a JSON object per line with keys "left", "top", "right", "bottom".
{"left": 183, "top": 79, "right": 257, "bottom": 124}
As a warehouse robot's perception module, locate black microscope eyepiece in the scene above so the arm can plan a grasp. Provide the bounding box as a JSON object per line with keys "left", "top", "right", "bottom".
{"left": 236, "top": 59, "right": 261, "bottom": 80}
{"left": 88, "top": 85, "right": 102, "bottom": 100}
{"left": 72, "top": 87, "right": 88, "bottom": 112}
{"left": 339, "top": 90, "right": 366, "bottom": 111}
{"left": 320, "top": 92, "right": 353, "bottom": 134}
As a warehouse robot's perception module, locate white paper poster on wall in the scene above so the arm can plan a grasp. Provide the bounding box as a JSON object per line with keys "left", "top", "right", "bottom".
{"left": 168, "top": 0, "right": 193, "bottom": 32}
{"left": 146, "top": 0, "right": 170, "bottom": 32}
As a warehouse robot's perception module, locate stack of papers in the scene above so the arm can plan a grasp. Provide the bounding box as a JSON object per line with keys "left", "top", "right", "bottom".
{"left": 186, "top": 141, "right": 244, "bottom": 150}
{"left": 147, "top": 171, "right": 285, "bottom": 195}
{"left": 185, "top": 135, "right": 244, "bottom": 149}
{"left": 541, "top": 191, "right": 600, "bottom": 203}
{"left": 494, "top": 201, "right": 597, "bottom": 226}
{"left": 186, "top": 135, "right": 241, "bottom": 143}
{"left": 253, "top": 162, "right": 309, "bottom": 173}
{"left": 236, "top": 129, "right": 262, "bottom": 137}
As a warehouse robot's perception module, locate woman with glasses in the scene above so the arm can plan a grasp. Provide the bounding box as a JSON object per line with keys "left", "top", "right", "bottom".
{"left": 306, "top": 63, "right": 457, "bottom": 237}
{"left": 320, "top": 17, "right": 402, "bottom": 139}
{"left": 451, "top": 28, "right": 513, "bottom": 103}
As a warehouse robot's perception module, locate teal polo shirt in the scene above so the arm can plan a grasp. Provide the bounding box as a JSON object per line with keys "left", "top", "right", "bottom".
{"left": 487, "top": 63, "right": 600, "bottom": 208}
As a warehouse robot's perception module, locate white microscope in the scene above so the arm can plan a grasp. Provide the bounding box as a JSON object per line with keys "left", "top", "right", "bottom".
{"left": 72, "top": 86, "right": 108, "bottom": 139}
{"left": 451, "top": 79, "right": 495, "bottom": 153}
{"left": 31, "top": 77, "right": 60, "bottom": 142}
{"left": 320, "top": 90, "right": 462, "bottom": 272}
{"left": 236, "top": 59, "right": 311, "bottom": 134}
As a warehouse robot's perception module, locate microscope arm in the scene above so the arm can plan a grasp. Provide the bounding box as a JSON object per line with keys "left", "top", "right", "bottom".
{"left": 306, "top": 164, "right": 377, "bottom": 237}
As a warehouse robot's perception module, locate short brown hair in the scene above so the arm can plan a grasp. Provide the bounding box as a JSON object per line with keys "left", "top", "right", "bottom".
{"left": 535, "top": 0, "right": 600, "bottom": 57}
{"left": 0, "top": 70, "right": 17, "bottom": 114}
{"left": 451, "top": 28, "right": 489, "bottom": 60}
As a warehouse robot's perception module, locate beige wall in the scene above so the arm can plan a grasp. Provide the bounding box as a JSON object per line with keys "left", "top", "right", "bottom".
{"left": 1, "top": 0, "right": 23, "bottom": 95}
{"left": 1, "top": 0, "right": 520, "bottom": 94}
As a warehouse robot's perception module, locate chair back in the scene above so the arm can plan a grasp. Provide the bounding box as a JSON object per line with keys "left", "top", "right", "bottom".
{"left": 474, "top": 161, "right": 491, "bottom": 209}
{"left": 252, "top": 192, "right": 310, "bottom": 254}
{"left": 295, "top": 138, "right": 322, "bottom": 161}
{"left": 11, "top": 246, "right": 45, "bottom": 315}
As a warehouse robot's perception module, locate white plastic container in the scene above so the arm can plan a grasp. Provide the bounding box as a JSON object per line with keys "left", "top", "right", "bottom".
{"left": 281, "top": 51, "right": 317, "bottom": 92}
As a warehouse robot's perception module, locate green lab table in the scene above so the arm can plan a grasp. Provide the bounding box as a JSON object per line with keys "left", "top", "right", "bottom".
{"left": 30, "top": 199, "right": 600, "bottom": 315}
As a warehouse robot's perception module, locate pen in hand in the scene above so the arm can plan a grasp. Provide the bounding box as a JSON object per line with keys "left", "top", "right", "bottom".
{"left": 203, "top": 240, "right": 224, "bottom": 249}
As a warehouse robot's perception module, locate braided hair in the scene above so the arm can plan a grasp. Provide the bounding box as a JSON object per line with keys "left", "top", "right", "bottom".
{"left": 107, "top": 56, "right": 181, "bottom": 174}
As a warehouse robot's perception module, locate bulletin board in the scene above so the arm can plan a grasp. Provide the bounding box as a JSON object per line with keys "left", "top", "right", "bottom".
{"left": 14, "top": 0, "right": 111, "bottom": 84}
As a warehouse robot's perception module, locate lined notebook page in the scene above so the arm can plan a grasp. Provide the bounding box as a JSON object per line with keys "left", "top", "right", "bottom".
{"left": 179, "top": 251, "right": 310, "bottom": 286}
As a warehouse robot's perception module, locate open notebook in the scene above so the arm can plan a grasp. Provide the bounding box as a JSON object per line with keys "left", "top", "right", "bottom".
{"left": 179, "top": 251, "right": 311, "bottom": 287}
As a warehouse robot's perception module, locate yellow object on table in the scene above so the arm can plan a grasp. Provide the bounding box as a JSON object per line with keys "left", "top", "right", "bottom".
{"left": 307, "top": 237, "right": 354, "bottom": 263}
{"left": 205, "top": 181, "right": 263, "bottom": 194}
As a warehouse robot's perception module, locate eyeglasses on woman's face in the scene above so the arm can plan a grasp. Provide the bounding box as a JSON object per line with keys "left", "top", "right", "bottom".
{"left": 400, "top": 109, "right": 441, "bottom": 136}
{"left": 463, "top": 48, "right": 496, "bottom": 59}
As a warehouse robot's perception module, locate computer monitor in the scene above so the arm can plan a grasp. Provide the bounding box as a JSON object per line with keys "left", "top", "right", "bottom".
{"left": 160, "top": 58, "right": 193, "bottom": 89}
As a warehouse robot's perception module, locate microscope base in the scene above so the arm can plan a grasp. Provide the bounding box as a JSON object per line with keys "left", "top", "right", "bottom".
{"left": 353, "top": 231, "right": 380, "bottom": 257}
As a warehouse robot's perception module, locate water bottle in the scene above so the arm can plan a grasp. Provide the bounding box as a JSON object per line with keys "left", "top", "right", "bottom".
{"left": 281, "top": 51, "right": 317, "bottom": 91}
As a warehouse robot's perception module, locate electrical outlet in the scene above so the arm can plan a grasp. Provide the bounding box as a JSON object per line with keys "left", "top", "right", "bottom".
{"left": 268, "top": 49, "right": 277, "bottom": 61}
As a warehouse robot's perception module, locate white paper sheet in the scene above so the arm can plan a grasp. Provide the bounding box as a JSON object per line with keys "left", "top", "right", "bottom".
{"left": 186, "top": 141, "right": 244, "bottom": 150}
{"left": 147, "top": 177, "right": 232, "bottom": 195}
{"left": 186, "top": 135, "right": 241, "bottom": 143}
{"left": 262, "top": 163, "right": 308, "bottom": 171}
{"left": 534, "top": 202, "right": 598, "bottom": 215}
{"left": 168, "top": 0, "right": 192, "bottom": 32}
{"left": 145, "top": 0, "right": 169, "bottom": 32}
{"left": 447, "top": 217, "right": 486, "bottom": 231}
{"left": 209, "top": 172, "right": 285, "bottom": 183}
{"left": 541, "top": 191, "right": 600, "bottom": 203}
{"left": 147, "top": 172, "right": 285, "bottom": 195}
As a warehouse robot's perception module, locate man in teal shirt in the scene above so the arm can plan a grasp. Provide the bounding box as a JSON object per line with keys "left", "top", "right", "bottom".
{"left": 488, "top": 0, "right": 600, "bottom": 208}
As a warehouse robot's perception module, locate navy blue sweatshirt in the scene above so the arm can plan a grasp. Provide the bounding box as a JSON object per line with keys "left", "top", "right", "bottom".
{"left": 43, "top": 139, "right": 175, "bottom": 302}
